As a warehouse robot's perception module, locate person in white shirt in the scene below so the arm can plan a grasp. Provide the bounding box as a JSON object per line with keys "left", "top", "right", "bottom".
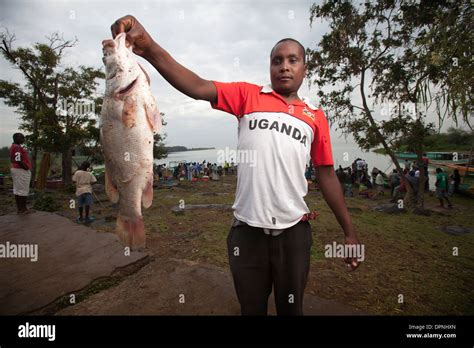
{"left": 72, "top": 161, "right": 97, "bottom": 223}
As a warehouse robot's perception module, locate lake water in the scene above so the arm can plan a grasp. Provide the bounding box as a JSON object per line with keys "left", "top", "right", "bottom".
{"left": 155, "top": 145, "right": 438, "bottom": 189}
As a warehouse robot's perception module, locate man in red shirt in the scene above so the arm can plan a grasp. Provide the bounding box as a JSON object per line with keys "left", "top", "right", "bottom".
{"left": 10, "top": 133, "right": 34, "bottom": 214}
{"left": 110, "top": 15, "right": 362, "bottom": 315}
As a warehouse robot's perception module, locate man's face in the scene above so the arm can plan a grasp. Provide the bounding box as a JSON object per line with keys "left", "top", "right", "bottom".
{"left": 270, "top": 41, "right": 306, "bottom": 96}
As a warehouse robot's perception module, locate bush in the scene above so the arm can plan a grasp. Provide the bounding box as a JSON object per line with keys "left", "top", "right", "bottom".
{"left": 33, "top": 193, "right": 61, "bottom": 212}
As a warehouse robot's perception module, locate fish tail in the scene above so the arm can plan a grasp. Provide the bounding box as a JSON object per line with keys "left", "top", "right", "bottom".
{"left": 116, "top": 214, "right": 145, "bottom": 250}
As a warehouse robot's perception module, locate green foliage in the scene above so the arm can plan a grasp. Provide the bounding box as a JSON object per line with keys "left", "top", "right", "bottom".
{"left": 0, "top": 30, "right": 105, "bottom": 183}
{"left": 33, "top": 193, "right": 61, "bottom": 212}
{"left": 0, "top": 158, "right": 10, "bottom": 174}
{"left": 307, "top": 0, "right": 472, "bottom": 207}
{"left": 0, "top": 146, "right": 9, "bottom": 157}
{"left": 153, "top": 113, "right": 168, "bottom": 160}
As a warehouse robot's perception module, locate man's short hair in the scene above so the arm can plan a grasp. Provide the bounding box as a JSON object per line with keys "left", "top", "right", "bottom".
{"left": 80, "top": 161, "right": 91, "bottom": 171}
{"left": 270, "top": 38, "right": 306, "bottom": 63}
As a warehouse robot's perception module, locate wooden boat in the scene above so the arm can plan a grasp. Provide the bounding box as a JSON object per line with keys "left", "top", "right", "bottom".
{"left": 395, "top": 151, "right": 469, "bottom": 161}
{"left": 444, "top": 163, "right": 474, "bottom": 176}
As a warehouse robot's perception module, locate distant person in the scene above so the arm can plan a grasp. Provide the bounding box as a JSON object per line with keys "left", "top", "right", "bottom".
{"left": 449, "top": 169, "right": 461, "bottom": 196}
{"left": 406, "top": 170, "right": 419, "bottom": 196}
{"left": 371, "top": 167, "right": 379, "bottom": 186}
{"left": 389, "top": 169, "right": 400, "bottom": 196}
{"left": 72, "top": 161, "right": 97, "bottom": 223}
{"left": 392, "top": 169, "right": 408, "bottom": 201}
{"left": 9, "top": 133, "right": 34, "bottom": 214}
{"left": 404, "top": 159, "right": 411, "bottom": 171}
{"left": 375, "top": 170, "right": 385, "bottom": 195}
{"left": 156, "top": 164, "right": 163, "bottom": 180}
{"left": 435, "top": 168, "right": 452, "bottom": 209}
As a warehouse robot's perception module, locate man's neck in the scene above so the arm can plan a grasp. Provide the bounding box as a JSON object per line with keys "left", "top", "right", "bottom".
{"left": 282, "top": 94, "right": 301, "bottom": 104}
{"left": 275, "top": 89, "right": 300, "bottom": 104}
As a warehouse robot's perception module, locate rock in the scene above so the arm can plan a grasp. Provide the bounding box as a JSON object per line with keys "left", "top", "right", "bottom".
{"left": 372, "top": 203, "right": 405, "bottom": 214}
{"left": 440, "top": 226, "right": 474, "bottom": 236}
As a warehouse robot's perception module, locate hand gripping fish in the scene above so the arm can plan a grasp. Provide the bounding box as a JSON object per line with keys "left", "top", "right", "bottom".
{"left": 100, "top": 33, "right": 162, "bottom": 249}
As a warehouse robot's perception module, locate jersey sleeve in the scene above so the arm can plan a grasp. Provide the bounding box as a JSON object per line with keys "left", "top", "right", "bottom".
{"left": 90, "top": 173, "right": 97, "bottom": 183}
{"left": 310, "top": 109, "right": 334, "bottom": 167}
{"left": 210, "top": 81, "right": 256, "bottom": 117}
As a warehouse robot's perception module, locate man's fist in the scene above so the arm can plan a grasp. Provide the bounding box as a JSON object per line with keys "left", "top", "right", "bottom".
{"left": 110, "top": 15, "right": 155, "bottom": 57}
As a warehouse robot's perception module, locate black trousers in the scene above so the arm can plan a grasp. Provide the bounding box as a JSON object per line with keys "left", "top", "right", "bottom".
{"left": 227, "top": 220, "right": 313, "bottom": 315}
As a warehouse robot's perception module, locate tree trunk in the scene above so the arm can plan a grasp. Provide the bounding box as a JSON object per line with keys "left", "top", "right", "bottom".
{"left": 30, "top": 146, "right": 38, "bottom": 188}
{"left": 35, "top": 152, "right": 51, "bottom": 190}
{"left": 62, "top": 147, "right": 73, "bottom": 184}
{"left": 415, "top": 150, "right": 426, "bottom": 209}
{"left": 359, "top": 68, "right": 415, "bottom": 209}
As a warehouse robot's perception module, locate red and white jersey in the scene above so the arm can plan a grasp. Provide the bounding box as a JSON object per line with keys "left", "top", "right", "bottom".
{"left": 211, "top": 81, "right": 334, "bottom": 229}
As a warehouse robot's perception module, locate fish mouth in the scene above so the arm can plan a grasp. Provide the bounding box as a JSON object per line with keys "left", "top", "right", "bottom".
{"left": 118, "top": 78, "right": 138, "bottom": 95}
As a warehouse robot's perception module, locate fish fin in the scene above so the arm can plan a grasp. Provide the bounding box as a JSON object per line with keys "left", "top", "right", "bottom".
{"left": 142, "top": 170, "right": 153, "bottom": 208}
{"left": 115, "top": 32, "right": 127, "bottom": 48}
{"left": 122, "top": 95, "right": 137, "bottom": 128}
{"left": 138, "top": 63, "right": 151, "bottom": 85}
{"left": 116, "top": 214, "right": 145, "bottom": 250}
{"left": 145, "top": 97, "right": 161, "bottom": 133}
{"left": 105, "top": 168, "right": 119, "bottom": 203}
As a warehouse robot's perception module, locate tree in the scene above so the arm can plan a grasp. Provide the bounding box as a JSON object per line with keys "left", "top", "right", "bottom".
{"left": 0, "top": 30, "right": 104, "bottom": 184}
{"left": 153, "top": 112, "right": 168, "bottom": 160}
{"left": 306, "top": 0, "right": 472, "bottom": 209}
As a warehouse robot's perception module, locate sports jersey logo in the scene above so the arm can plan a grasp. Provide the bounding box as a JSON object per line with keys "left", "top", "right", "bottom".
{"left": 302, "top": 107, "right": 315, "bottom": 121}
{"left": 248, "top": 118, "right": 307, "bottom": 146}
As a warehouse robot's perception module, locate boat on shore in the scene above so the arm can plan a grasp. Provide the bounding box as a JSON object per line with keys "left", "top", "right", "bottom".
{"left": 439, "top": 163, "right": 474, "bottom": 176}
{"left": 395, "top": 151, "right": 469, "bottom": 161}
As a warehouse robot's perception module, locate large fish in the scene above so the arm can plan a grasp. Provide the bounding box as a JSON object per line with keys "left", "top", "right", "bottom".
{"left": 100, "top": 32, "right": 161, "bottom": 249}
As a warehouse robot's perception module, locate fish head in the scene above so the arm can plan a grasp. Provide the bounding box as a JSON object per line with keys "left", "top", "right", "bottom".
{"left": 102, "top": 33, "right": 144, "bottom": 98}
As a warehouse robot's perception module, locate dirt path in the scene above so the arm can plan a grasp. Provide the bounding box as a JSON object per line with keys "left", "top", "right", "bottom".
{"left": 0, "top": 212, "right": 147, "bottom": 315}
{"left": 57, "top": 257, "right": 365, "bottom": 315}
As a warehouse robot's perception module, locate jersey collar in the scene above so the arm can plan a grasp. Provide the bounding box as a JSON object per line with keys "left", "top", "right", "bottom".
{"left": 260, "top": 84, "right": 318, "bottom": 110}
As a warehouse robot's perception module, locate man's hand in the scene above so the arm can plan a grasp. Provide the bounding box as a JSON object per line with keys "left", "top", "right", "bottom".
{"left": 315, "top": 165, "right": 362, "bottom": 271}
{"left": 111, "top": 15, "right": 155, "bottom": 57}
{"left": 344, "top": 235, "right": 361, "bottom": 271}
{"left": 109, "top": 15, "right": 216, "bottom": 102}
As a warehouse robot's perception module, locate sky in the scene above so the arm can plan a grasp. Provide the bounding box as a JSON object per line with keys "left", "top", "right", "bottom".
{"left": 0, "top": 0, "right": 469, "bottom": 149}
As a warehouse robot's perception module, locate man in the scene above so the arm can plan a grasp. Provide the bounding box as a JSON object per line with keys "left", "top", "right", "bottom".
{"left": 72, "top": 161, "right": 97, "bottom": 223}
{"left": 389, "top": 169, "right": 400, "bottom": 197}
{"left": 110, "top": 15, "right": 361, "bottom": 315}
{"left": 9, "top": 133, "right": 34, "bottom": 214}
{"left": 375, "top": 171, "right": 385, "bottom": 195}
{"left": 435, "top": 168, "right": 452, "bottom": 209}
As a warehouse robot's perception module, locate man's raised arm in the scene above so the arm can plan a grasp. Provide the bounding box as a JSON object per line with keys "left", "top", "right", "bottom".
{"left": 111, "top": 15, "right": 217, "bottom": 103}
